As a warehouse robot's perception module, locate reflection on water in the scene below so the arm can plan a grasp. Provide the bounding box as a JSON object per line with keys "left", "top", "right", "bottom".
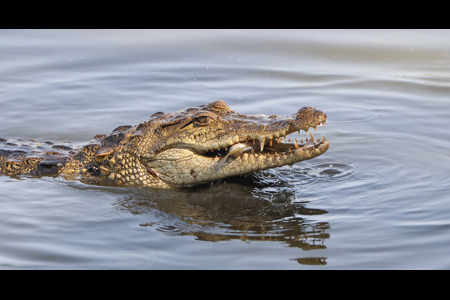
{"left": 103, "top": 172, "right": 330, "bottom": 265}
{"left": 113, "top": 172, "right": 330, "bottom": 264}
{"left": 106, "top": 159, "right": 375, "bottom": 266}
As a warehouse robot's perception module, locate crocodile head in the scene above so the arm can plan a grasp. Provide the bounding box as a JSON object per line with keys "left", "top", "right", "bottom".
{"left": 106, "top": 100, "right": 329, "bottom": 188}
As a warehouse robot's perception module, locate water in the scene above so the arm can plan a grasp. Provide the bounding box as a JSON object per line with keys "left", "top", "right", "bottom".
{"left": 1, "top": 29, "right": 449, "bottom": 269}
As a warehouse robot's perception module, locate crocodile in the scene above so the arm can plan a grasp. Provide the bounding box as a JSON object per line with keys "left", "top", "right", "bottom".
{"left": 0, "top": 100, "right": 329, "bottom": 189}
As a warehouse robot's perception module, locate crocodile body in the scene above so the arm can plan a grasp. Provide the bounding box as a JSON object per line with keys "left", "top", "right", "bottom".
{"left": 0, "top": 100, "right": 329, "bottom": 188}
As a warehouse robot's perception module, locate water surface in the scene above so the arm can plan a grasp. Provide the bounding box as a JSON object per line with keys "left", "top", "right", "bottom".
{"left": 1, "top": 29, "right": 449, "bottom": 269}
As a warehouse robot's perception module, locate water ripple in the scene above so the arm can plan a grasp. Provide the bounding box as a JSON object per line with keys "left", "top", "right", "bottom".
{"left": 282, "top": 162, "right": 360, "bottom": 188}
{"left": 316, "top": 102, "right": 383, "bottom": 124}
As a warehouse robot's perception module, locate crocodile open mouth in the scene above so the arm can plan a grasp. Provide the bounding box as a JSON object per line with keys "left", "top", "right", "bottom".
{"left": 202, "top": 124, "right": 329, "bottom": 171}
{"left": 204, "top": 131, "right": 327, "bottom": 158}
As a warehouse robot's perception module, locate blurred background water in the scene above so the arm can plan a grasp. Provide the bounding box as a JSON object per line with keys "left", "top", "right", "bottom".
{"left": 0, "top": 29, "right": 449, "bottom": 269}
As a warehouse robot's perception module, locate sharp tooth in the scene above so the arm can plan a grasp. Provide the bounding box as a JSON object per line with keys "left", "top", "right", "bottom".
{"left": 310, "top": 130, "right": 314, "bottom": 141}
{"left": 253, "top": 139, "right": 256, "bottom": 144}
{"left": 270, "top": 139, "right": 273, "bottom": 147}
{"left": 314, "top": 126, "right": 317, "bottom": 132}
{"left": 260, "top": 138, "right": 265, "bottom": 152}
{"left": 294, "top": 139, "right": 299, "bottom": 149}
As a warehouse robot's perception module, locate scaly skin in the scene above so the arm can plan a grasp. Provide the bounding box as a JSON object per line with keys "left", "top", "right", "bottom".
{"left": 0, "top": 100, "right": 329, "bottom": 188}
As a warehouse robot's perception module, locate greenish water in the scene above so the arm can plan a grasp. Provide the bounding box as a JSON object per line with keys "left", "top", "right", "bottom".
{"left": 1, "top": 29, "right": 449, "bottom": 269}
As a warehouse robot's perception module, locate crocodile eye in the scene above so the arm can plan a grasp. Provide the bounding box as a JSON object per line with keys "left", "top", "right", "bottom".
{"left": 195, "top": 116, "right": 210, "bottom": 124}
{"left": 193, "top": 112, "right": 216, "bottom": 126}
